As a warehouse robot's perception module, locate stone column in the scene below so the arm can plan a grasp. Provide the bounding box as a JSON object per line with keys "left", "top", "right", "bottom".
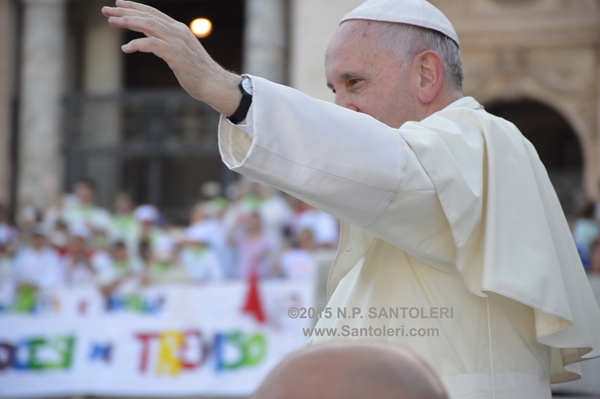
{"left": 81, "top": 0, "right": 123, "bottom": 209}
{"left": 243, "top": 0, "right": 287, "bottom": 83}
{"left": 0, "top": 0, "right": 16, "bottom": 206}
{"left": 17, "top": 0, "right": 67, "bottom": 211}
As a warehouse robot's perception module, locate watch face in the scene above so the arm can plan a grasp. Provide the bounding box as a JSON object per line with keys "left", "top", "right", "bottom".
{"left": 241, "top": 76, "right": 253, "bottom": 95}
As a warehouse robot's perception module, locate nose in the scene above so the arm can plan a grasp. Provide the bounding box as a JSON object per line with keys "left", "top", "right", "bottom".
{"left": 334, "top": 94, "right": 359, "bottom": 112}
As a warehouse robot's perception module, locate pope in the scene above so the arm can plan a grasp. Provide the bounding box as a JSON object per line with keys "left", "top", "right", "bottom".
{"left": 102, "top": 0, "right": 600, "bottom": 397}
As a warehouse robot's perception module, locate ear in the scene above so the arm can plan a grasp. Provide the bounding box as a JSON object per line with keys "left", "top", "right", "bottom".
{"left": 415, "top": 51, "right": 444, "bottom": 104}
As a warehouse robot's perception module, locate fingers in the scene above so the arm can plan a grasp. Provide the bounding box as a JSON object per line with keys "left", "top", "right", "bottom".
{"left": 108, "top": 14, "right": 173, "bottom": 42}
{"left": 106, "top": 0, "right": 176, "bottom": 24}
{"left": 121, "top": 37, "right": 173, "bottom": 61}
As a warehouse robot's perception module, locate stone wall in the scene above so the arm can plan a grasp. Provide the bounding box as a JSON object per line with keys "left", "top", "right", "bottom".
{"left": 289, "top": 0, "right": 600, "bottom": 200}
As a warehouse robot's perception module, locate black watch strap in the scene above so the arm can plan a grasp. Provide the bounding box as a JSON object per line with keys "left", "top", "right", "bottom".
{"left": 227, "top": 77, "right": 253, "bottom": 124}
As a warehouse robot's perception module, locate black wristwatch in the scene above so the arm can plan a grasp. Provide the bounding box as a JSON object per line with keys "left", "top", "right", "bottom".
{"left": 227, "top": 75, "right": 253, "bottom": 124}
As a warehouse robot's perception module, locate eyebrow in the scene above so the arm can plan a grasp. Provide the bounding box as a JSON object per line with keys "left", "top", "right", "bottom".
{"left": 326, "top": 72, "right": 362, "bottom": 90}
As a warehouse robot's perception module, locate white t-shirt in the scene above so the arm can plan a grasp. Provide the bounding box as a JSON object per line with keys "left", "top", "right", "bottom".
{"left": 180, "top": 246, "right": 223, "bottom": 281}
{"left": 280, "top": 248, "right": 316, "bottom": 280}
{"left": 13, "top": 247, "right": 65, "bottom": 288}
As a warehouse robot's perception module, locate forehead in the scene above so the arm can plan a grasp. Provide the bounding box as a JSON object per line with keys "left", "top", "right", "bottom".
{"left": 325, "top": 20, "right": 398, "bottom": 77}
{"left": 326, "top": 20, "right": 380, "bottom": 61}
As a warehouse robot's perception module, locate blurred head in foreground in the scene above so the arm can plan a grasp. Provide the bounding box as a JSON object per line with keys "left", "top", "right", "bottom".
{"left": 251, "top": 341, "right": 448, "bottom": 399}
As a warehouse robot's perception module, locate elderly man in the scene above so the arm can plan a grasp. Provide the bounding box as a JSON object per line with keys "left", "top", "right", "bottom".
{"left": 102, "top": 0, "right": 600, "bottom": 397}
{"left": 252, "top": 342, "right": 448, "bottom": 399}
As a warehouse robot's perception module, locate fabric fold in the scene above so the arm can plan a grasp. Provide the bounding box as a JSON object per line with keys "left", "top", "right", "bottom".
{"left": 398, "top": 103, "right": 600, "bottom": 383}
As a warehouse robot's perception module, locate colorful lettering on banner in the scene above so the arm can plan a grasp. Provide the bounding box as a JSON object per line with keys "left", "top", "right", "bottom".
{"left": 107, "top": 294, "right": 165, "bottom": 314}
{"left": 136, "top": 333, "right": 154, "bottom": 374}
{"left": 0, "top": 335, "right": 75, "bottom": 371}
{"left": 89, "top": 343, "right": 112, "bottom": 363}
{"left": 136, "top": 330, "right": 209, "bottom": 376}
{"left": 135, "top": 330, "right": 266, "bottom": 376}
{"left": 180, "top": 331, "right": 207, "bottom": 371}
{"left": 0, "top": 343, "right": 16, "bottom": 371}
{"left": 156, "top": 331, "right": 183, "bottom": 376}
{"left": 214, "top": 331, "right": 266, "bottom": 371}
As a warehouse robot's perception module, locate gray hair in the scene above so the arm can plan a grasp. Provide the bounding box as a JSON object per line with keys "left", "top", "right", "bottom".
{"left": 374, "top": 22, "right": 464, "bottom": 92}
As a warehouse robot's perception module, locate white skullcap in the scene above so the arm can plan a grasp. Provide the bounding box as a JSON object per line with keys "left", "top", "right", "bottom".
{"left": 341, "top": 0, "right": 460, "bottom": 47}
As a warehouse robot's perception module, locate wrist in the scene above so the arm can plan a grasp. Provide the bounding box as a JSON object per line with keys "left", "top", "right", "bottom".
{"left": 196, "top": 71, "right": 242, "bottom": 116}
{"left": 227, "top": 75, "right": 253, "bottom": 124}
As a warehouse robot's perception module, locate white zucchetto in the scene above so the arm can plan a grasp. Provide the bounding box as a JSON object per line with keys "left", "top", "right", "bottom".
{"left": 341, "top": 0, "right": 460, "bottom": 46}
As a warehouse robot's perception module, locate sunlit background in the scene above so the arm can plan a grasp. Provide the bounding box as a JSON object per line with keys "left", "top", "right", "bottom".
{"left": 0, "top": 0, "right": 599, "bottom": 398}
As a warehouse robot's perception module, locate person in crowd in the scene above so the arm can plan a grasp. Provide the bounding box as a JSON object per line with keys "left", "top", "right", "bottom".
{"left": 0, "top": 203, "right": 18, "bottom": 251}
{"left": 292, "top": 203, "right": 339, "bottom": 250}
{"left": 134, "top": 204, "right": 164, "bottom": 247}
{"left": 0, "top": 227, "right": 15, "bottom": 307}
{"left": 47, "top": 219, "right": 70, "bottom": 257}
{"left": 188, "top": 200, "right": 231, "bottom": 276}
{"left": 251, "top": 342, "right": 448, "bottom": 399}
{"left": 200, "top": 180, "right": 229, "bottom": 214}
{"left": 163, "top": 217, "right": 187, "bottom": 248}
{"left": 19, "top": 205, "right": 42, "bottom": 242}
{"left": 588, "top": 238, "right": 600, "bottom": 274}
{"left": 92, "top": 227, "right": 111, "bottom": 254}
{"left": 109, "top": 192, "right": 140, "bottom": 257}
{"left": 254, "top": 182, "right": 293, "bottom": 256}
{"left": 141, "top": 236, "right": 189, "bottom": 285}
{"left": 97, "top": 240, "right": 143, "bottom": 296}
{"left": 180, "top": 225, "right": 223, "bottom": 282}
{"left": 230, "top": 212, "right": 275, "bottom": 278}
{"left": 573, "top": 200, "right": 599, "bottom": 258}
{"left": 138, "top": 239, "right": 152, "bottom": 283}
{"left": 57, "top": 178, "right": 112, "bottom": 233}
{"left": 63, "top": 224, "right": 107, "bottom": 286}
{"left": 223, "top": 180, "right": 250, "bottom": 235}
{"left": 13, "top": 225, "right": 64, "bottom": 292}
{"left": 278, "top": 228, "right": 317, "bottom": 280}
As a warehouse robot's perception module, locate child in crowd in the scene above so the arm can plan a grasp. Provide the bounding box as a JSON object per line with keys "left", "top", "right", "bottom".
{"left": 180, "top": 225, "right": 223, "bottom": 282}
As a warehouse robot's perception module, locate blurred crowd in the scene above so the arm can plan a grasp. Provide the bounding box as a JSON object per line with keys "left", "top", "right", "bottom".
{"left": 0, "top": 178, "right": 338, "bottom": 304}
{"left": 571, "top": 200, "right": 600, "bottom": 274}
{"left": 2, "top": 176, "right": 597, "bottom": 307}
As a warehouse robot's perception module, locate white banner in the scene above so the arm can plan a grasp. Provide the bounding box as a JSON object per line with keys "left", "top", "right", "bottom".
{"left": 0, "top": 280, "right": 314, "bottom": 397}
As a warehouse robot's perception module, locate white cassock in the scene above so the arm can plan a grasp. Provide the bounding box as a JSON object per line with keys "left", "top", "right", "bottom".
{"left": 218, "top": 76, "right": 600, "bottom": 399}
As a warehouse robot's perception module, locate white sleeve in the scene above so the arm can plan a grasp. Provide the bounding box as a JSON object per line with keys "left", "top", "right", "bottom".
{"left": 218, "top": 76, "right": 406, "bottom": 228}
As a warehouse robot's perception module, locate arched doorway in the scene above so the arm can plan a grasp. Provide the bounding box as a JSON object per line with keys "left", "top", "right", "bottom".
{"left": 485, "top": 99, "right": 583, "bottom": 216}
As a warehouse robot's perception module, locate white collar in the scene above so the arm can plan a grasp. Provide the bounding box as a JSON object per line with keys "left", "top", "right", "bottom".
{"left": 443, "top": 96, "right": 483, "bottom": 111}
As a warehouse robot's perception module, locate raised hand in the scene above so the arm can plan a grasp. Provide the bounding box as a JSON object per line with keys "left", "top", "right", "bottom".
{"left": 102, "top": 0, "right": 241, "bottom": 116}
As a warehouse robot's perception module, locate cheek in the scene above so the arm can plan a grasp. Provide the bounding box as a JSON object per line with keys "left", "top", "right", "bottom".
{"left": 363, "top": 90, "right": 399, "bottom": 121}
{"left": 352, "top": 92, "right": 382, "bottom": 114}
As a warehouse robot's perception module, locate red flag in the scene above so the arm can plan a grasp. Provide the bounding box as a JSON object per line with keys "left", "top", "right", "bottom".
{"left": 242, "top": 273, "right": 266, "bottom": 323}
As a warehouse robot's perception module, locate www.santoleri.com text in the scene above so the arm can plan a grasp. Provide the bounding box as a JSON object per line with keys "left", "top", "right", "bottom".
{"left": 287, "top": 306, "right": 454, "bottom": 320}
{"left": 302, "top": 325, "right": 440, "bottom": 338}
